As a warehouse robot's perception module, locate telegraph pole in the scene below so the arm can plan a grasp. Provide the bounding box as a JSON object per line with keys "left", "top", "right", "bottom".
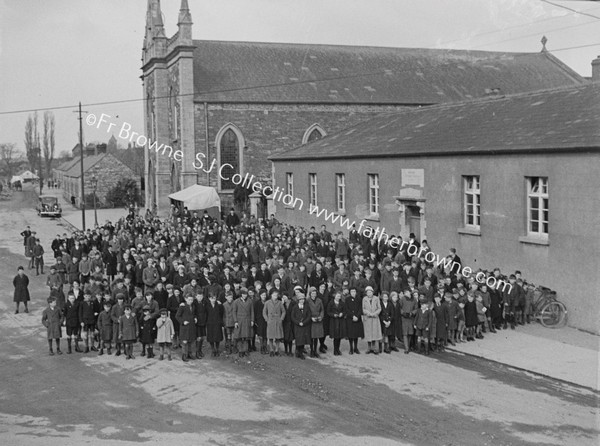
{"left": 77, "top": 102, "right": 86, "bottom": 231}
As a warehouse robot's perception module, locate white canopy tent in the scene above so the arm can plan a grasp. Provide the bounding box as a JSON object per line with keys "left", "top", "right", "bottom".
{"left": 19, "top": 170, "right": 39, "bottom": 181}
{"left": 10, "top": 175, "right": 24, "bottom": 184}
{"left": 168, "top": 184, "right": 221, "bottom": 220}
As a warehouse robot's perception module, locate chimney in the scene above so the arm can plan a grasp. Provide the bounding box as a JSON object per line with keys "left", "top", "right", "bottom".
{"left": 592, "top": 56, "right": 600, "bottom": 81}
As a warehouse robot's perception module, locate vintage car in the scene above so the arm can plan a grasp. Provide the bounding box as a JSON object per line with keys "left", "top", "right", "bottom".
{"left": 37, "top": 195, "right": 62, "bottom": 218}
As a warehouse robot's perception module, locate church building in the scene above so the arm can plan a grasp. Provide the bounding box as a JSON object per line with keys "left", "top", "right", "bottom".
{"left": 141, "top": 0, "right": 586, "bottom": 214}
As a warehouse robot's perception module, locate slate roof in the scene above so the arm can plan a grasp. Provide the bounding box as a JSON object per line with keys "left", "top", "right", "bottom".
{"left": 192, "top": 40, "right": 585, "bottom": 104}
{"left": 55, "top": 158, "right": 79, "bottom": 172}
{"left": 269, "top": 82, "right": 600, "bottom": 161}
{"left": 64, "top": 154, "right": 107, "bottom": 178}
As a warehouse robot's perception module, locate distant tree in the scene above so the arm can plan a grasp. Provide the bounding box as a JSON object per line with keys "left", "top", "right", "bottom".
{"left": 105, "top": 178, "right": 140, "bottom": 208}
{"left": 42, "top": 111, "right": 56, "bottom": 181}
{"left": 0, "top": 143, "right": 23, "bottom": 179}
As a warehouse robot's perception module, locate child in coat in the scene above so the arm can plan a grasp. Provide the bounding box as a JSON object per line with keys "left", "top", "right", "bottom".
{"left": 222, "top": 292, "right": 236, "bottom": 354}
{"left": 139, "top": 306, "right": 157, "bottom": 358}
{"left": 42, "top": 296, "right": 64, "bottom": 355}
{"left": 156, "top": 308, "right": 175, "bottom": 360}
{"left": 457, "top": 301, "right": 466, "bottom": 342}
{"left": 119, "top": 305, "right": 139, "bottom": 360}
{"left": 96, "top": 302, "right": 113, "bottom": 355}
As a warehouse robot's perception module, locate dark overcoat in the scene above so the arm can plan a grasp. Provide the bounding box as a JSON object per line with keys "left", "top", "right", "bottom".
{"left": 307, "top": 297, "right": 324, "bottom": 339}
{"left": 464, "top": 300, "right": 479, "bottom": 327}
{"left": 63, "top": 300, "right": 80, "bottom": 328}
{"left": 119, "top": 314, "right": 139, "bottom": 342}
{"left": 345, "top": 294, "right": 364, "bottom": 339}
{"left": 42, "top": 306, "right": 64, "bottom": 339}
{"left": 379, "top": 300, "right": 395, "bottom": 337}
{"left": 205, "top": 301, "right": 224, "bottom": 343}
{"left": 139, "top": 317, "right": 157, "bottom": 344}
{"left": 232, "top": 297, "right": 254, "bottom": 339}
{"left": 13, "top": 274, "right": 30, "bottom": 303}
{"left": 327, "top": 300, "right": 346, "bottom": 339}
{"left": 176, "top": 304, "right": 196, "bottom": 342}
{"left": 97, "top": 311, "right": 113, "bottom": 341}
{"left": 291, "top": 302, "right": 312, "bottom": 346}
{"left": 432, "top": 303, "right": 449, "bottom": 341}
{"left": 282, "top": 300, "right": 295, "bottom": 343}
{"left": 254, "top": 299, "right": 267, "bottom": 338}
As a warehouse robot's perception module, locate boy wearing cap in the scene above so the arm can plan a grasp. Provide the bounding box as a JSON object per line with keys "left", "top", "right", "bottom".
{"left": 156, "top": 308, "right": 175, "bottom": 360}
{"left": 42, "top": 296, "right": 64, "bottom": 355}
{"left": 139, "top": 306, "right": 157, "bottom": 358}
{"left": 111, "top": 294, "right": 126, "bottom": 356}
{"left": 176, "top": 295, "right": 197, "bottom": 362}
{"left": 79, "top": 292, "right": 98, "bottom": 353}
{"left": 97, "top": 302, "right": 113, "bottom": 355}
{"left": 119, "top": 305, "right": 139, "bottom": 359}
{"left": 291, "top": 293, "right": 312, "bottom": 359}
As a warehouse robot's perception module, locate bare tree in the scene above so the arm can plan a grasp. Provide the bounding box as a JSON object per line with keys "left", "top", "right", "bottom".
{"left": 24, "top": 112, "right": 41, "bottom": 173}
{"left": 42, "top": 111, "right": 56, "bottom": 181}
{"left": 0, "top": 143, "right": 23, "bottom": 179}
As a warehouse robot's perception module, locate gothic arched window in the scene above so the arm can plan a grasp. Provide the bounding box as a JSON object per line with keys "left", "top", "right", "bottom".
{"left": 302, "top": 124, "right": 326, "bottom": 144}
{"left": 218, "top": 126, "right": 243, "bottom": 191}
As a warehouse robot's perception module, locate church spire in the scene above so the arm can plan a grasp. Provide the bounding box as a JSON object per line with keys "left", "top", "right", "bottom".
{"left": 177, "top": 0, "right": 193, "bottom": 44}
{"left": 147, "top": 0, "right": 165, "bottom": 37}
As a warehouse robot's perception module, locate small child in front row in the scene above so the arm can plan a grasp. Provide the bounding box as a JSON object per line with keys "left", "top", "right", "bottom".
{"left": 119, "top": 305, "right": 139, "bottom": 360}
{"left": 42, "top": 296, "right": 64, "bottom": 355}
{"left": 156, "top": 308, "right": 174, "bottom": 360}
{"left": 97, "top": 302, "right": 113, "bottom": 355}
{"left": 139, "top": 306, "right": 157, "bottom": 358}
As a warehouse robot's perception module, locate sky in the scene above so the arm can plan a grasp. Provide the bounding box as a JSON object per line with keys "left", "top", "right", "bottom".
{"left": 0, "top": 0, "right": 598, "bottom": 157}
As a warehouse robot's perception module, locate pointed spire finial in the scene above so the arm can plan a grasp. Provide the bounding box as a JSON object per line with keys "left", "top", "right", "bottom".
{"left": 541, "top": 35, "right": 548, "bottom": 52}
{"left": 178, "top": 0, "right": 193, "bottom": 25}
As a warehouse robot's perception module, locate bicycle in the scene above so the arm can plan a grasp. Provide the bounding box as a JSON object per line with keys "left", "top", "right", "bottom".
{"left": 532, "top": 286, "right": 568, "bottom": 328}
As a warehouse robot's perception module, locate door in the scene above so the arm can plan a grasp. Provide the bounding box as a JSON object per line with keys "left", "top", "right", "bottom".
{"left": 406, "top": 205, "right": 421, "bottom": 241}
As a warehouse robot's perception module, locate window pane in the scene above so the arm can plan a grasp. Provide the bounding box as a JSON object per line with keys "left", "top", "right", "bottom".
{"left": 543, "top": 222, "right": 548, "bottom": 234}
{"left": 467, "top": 194, "right": 473, "bottom": 205}
{"left": 467, "top": 215, "right": 473, "bottom": 225}
{"left": 466, "top": 177, "right": 472, "bottom": 189}
{"left": 531, "top": 221, "right": 539, "bottom": 232}
{"left": 307, "top": 128, "right": 323, "bottom": 143}
{"left": 543, "top": 210, "right": 548, "bottom": 222}
{"left": 530, "top": 178, "right": 539, "bottom": 193}
{"left": 531, "top": 209, "right": 539, "bottom": 221}
{"left": 530, "top": 197, "right": 539, "bottom": 209}
{"left": 543, "top": 198, "right": 548, "bottom": 210}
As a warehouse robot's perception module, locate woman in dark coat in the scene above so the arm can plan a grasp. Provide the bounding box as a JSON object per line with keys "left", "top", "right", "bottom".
{"left": 290, "top": 294, "right": 311, "bottom": 359}
{"left": 205, "top": 295, "right": 224, "bottom": 356}
{"left": 327, "top": 291, "right": 346, "bottom": 355}
{"left": 13, "top": 266, "right": 30, "bottom": 314}
{"left": 345, "top": 287, "right": 364, "bottom": 355}
{"left": 464, "top": 294, "right": 479, "bottom": 341}
{"left": 282, "top": 294, "right": 295, "bottom": 356}
{"left": 254, "top": 290, "right": 268, "bottom": 354}
{"left": 307, "top": 287, "right": 324, "bottom": 358}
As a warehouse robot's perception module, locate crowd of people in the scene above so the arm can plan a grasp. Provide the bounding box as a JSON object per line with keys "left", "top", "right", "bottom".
{"left": 17, "top": 205, "right": 537, "bottom": 360}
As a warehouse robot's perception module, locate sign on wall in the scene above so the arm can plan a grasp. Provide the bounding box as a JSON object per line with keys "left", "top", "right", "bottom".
{"left": 401, "top": 168, "right": 424, "bottom": 187}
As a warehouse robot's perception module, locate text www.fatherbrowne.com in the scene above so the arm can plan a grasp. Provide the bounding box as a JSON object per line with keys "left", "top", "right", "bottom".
{"left": 85, "top": 113, "right": 510, "bottom": 292}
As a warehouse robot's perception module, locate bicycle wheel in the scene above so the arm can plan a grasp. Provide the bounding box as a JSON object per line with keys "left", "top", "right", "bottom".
{"left": 539, "top": 301, "right": 567, "bottom": 328}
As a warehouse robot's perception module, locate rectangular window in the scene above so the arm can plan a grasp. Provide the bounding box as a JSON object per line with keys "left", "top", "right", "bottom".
{"left": 368, "top": 174, "right": 379, "bottom": 215}
{"left": 464, "top": 176, "right": 481, "bottom": 228}
{"left": 527, "top": 177, "right": 549, "bottom": 237}
{"left": 309, "top": 173, "right": 317, "bottom": 207}
{"left": 286, "top": 172, "right": 293, "bottom": 197}
{"left": 335, "top": 173, "right": 345, "bottom": 212}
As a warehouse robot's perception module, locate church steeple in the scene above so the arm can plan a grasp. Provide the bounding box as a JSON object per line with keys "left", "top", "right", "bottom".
{"left": 177, "top": 0, "right": 193, "bottom": 44}
{"left": 143, "top": 0, "right": 167, "bottom": 63}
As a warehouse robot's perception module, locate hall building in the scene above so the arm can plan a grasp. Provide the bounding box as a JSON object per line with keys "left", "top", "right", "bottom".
{"left": 270, "top": 82, "right": 600, "bottom": 333}
{"left": 141, "top": 0, "right": 586, "bottom": 214}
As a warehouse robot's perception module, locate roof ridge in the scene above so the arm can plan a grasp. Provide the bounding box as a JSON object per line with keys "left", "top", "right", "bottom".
{"left": 192, "top": 39, "right": 537, "bottom": 56}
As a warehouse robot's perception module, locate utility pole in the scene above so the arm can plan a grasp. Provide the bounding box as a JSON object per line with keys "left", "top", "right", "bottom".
{"left": 76, "top": 102, "right": 86, "bottom": 231}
